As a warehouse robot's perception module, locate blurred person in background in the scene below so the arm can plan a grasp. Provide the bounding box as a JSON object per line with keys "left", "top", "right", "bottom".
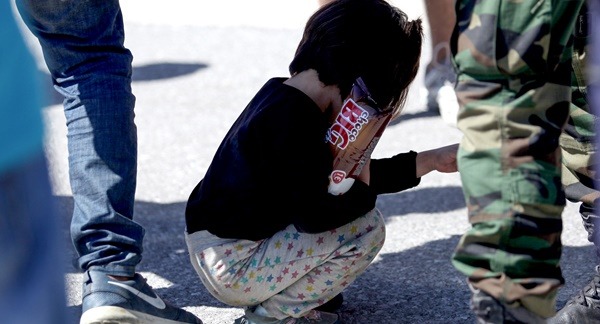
{"left": 0, "top": 2, "right": 68, "bottom": 323}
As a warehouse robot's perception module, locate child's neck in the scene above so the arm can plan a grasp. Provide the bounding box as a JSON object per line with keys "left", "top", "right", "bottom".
{"left": 284, "top": 69, "right": 341, "bottom": 113}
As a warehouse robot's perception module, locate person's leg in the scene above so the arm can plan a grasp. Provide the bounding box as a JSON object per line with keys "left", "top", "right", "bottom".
{"left": 187, "top": 209, "right": 385, "bottom": 320}
{"left": 424, "top": 0, "right": 455, "bottom": 65}
{"left": 561, "top": 0, "right": 599, "bottom": 260}
{"left": 15, "top": 1, "right": 201, "bottom": 323}
{"left": 588, "top": 0, "right": 600, "bottom": 260}
{"left": 423, "top": 0, "right": 459, "bottom": 123}
{"left": 451, "top": 0, "right": 583, "bottom": 321}
{"left": 549, "top": 2, "right": 600, "bottom": 322}
{"left": 16, "top": 0, "right": 140, "bottom": 277}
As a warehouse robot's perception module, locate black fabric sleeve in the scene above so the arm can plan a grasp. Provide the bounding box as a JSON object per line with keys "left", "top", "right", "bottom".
{"left": 255, "top": 96, "right": 378, "bottom": 235}
{"left": 369, "top": 151, "right": 421, "bottom": 194}
{"left": 293, "top": 180, "right": 378, "bottom": 234}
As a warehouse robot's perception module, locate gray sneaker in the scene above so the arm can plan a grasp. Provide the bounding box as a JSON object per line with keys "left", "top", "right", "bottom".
{"left": 80, "top": 270, "right": 202, "bottom": 324}
{"left": 469, "top": 283, "right": 545, "bottom": 324}
{"left": 234, "top": 307, "right": 340, "bottom": 324}
{"left": 548, "top": 266, "right": 600, "bottom": 324}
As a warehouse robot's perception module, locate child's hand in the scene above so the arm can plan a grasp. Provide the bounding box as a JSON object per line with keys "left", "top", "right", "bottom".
{"left": 416, "top": 143, "right": 458, "bottom": 178}
{"left": 432, "top": 143, "right": 458, "bottom": 173}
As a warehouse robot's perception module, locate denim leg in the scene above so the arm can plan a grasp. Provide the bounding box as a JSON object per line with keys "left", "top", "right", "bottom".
{"left": 0, "top": 153, "right": 69, "bottom": 324}
{"left": 16, "top": 0, "right": 142, "bottom": 276}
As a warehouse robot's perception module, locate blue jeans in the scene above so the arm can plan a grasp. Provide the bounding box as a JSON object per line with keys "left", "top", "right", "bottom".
{"left": 0, "top": 153, "right": 68, "bottom": 323}
{"left": 16, "top": 0, "right": 143, "bottom": 277}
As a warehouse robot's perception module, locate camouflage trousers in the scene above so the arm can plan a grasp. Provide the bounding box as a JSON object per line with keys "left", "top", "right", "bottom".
{"left": 561, "top": 10, "right": 600, "bottom": 259}
{"left": 451, "top": 0, "right": 585, "bottom": 318}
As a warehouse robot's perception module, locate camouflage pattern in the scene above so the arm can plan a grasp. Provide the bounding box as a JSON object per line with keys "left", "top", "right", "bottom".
{"left": 587, "top": 0, "right": 600, "bottom": 258}
{"left": 560, "top": 5, "right": 600, "bottom": 260}
{"left": 450, "top": 0, "right": 584, "bottom": 318}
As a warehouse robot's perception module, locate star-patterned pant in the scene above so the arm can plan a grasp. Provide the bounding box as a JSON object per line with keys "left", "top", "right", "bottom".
{"left": 186, "top": 208, "right": 385, "bottom": 319}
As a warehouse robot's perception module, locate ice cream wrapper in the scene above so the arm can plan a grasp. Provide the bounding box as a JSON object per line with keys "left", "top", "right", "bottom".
{"left": 325, "top": 78, "right": 395, "bottom": 195}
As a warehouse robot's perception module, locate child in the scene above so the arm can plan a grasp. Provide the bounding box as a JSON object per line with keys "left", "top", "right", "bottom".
{"left": 185, "top": 0, "right": 458, "bottom": 323}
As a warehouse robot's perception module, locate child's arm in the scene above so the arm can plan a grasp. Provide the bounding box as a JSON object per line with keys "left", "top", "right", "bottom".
{"left": 415, "top": 143, "right": 458, "bottom": 178}
{"left": 367, "top": 143, "right": 458, "bottom": 195}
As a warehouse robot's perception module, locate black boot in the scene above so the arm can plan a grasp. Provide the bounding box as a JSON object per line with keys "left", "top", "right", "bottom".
{"left": 468, "top": 283, "right": 545, "bottom": 324}
{"left": 548, "top": 266, "right": 600, "bottom": 324}
{"left": 580, "top": 205, "right": 600, "bottom": 253}
{"left": 548, "top": 205, "right": 600, "bottom": 324}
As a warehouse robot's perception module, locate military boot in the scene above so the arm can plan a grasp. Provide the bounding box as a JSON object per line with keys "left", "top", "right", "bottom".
{"left": 548, "top": 266, "right": 600, "bottom": 324}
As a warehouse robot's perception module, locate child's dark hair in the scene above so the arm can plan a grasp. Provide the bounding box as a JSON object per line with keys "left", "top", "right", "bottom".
{"left": 289, "top": 0, "right": 423, "bottom": 112}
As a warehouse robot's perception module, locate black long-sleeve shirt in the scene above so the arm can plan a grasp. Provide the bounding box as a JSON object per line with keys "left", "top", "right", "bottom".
{"left": 185, "top": 78, "right": 420, "bottom": 241}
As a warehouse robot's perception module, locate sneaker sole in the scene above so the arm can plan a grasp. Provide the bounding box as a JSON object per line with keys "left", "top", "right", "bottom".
{"left": 80, "top": 306, "right": 194, "bottom": 324}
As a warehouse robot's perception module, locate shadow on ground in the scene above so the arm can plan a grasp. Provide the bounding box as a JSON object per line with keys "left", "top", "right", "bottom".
{"left": 376, "top": 186, "right": 465, "bottom": 216}
{"left": 41, "top": 62, "right": 207, "bottom": 106}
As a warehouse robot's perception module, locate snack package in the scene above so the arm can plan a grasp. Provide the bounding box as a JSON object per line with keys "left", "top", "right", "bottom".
{"left": 325, "top": 78, "right": 397, "bottom": 195}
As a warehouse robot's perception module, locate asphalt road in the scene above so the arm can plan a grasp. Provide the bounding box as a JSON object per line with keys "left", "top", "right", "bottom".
{"left": 25, "top": 1, "right": 597, "bottom": 323}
